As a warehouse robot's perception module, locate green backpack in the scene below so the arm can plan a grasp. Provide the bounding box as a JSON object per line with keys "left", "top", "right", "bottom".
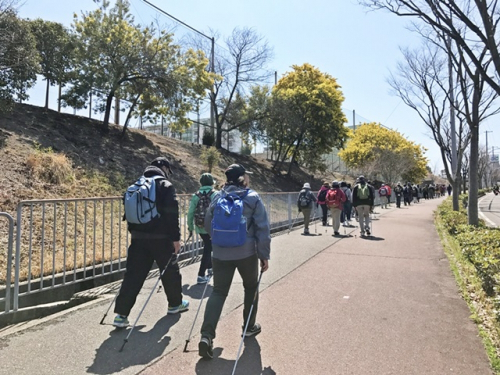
{"left": 357, "top": 184, "right": 369, "bottom": 200}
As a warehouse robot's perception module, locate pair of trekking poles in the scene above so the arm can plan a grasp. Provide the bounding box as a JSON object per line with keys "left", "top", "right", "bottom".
{"left": 99, "top": 233, "right": 193, "bottom": 352}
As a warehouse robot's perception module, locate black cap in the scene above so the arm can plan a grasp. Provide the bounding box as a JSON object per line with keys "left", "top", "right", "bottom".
{"left": 151, "top": 157, "right": 173, "bottom": 174}
{"left": 225, "top": 164, "right": 253, "bottom": 182}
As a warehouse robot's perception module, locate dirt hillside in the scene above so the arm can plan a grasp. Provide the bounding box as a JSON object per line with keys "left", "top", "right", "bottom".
{"left": 0, "top": 103, "right": 326, "bottom": 214}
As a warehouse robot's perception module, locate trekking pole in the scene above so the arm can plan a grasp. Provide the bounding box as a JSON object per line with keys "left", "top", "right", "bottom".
{"left": 183, "top": 274, "right": 212, "bottom": 352}
{"left": 100, "top": 288, "right": 120, "bottom": 325}
{"left": 287, "top": 211, "right": 301, "bottom": 234}
{"left": 157, "top": 233, "right": 192, "bottom": 294}
{"left": 232, "top": 271, "right": 264, "bottom": 375}
{"left": 119, "top": 251, "right": 178, "bottom": 352}
{"left": 312, "top": 205, "right": 318, "bottom": 234}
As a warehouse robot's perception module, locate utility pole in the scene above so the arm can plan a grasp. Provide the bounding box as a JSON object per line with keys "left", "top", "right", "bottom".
{"left": 485, "top": 131, "right": 493, "bottom": 187}
{"left": 447, "top": 36, "right": 457, "bottom": 181}
{"left": 353, "top": 110, "right": 356, "bottom": 132}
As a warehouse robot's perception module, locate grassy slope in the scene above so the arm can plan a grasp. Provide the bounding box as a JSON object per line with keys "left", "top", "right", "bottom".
{"left": 0, "top": 103, "right": 329, "bottom": 214}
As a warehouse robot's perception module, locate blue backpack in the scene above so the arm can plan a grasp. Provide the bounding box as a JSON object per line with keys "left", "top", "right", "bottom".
{"left": 211, "top": 189, "right": 249, "bottom": 247}
{"left": 124, "top": 175, "right": 163, "bottom": 224}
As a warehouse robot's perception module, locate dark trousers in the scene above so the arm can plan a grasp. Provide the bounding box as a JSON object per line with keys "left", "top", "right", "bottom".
{"left": 320, "top": 203, "right": 328, "bottom": 224}
{"left": 114, "top": 237, "right": 182, "bottom": 316}
{"left": 396, "top": 195, "right": 402, "bottom": 207}
{"left": 201, "top": 254, "right": 259, "bottom": 340}
{"left": 198, "top": 233, "right": 213, "bottom": 277}
{"left": 341, "top": 201, "right": 352, "bottom": 222}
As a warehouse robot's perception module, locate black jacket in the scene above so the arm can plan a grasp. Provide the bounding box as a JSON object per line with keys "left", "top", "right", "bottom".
{"left": 127, "top": 166, "right": 181, "bottom": 241}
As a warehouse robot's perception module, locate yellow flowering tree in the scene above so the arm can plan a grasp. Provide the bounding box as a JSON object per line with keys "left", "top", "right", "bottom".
{"left": 339, "top": 122, "right": 427, "bottom": 184}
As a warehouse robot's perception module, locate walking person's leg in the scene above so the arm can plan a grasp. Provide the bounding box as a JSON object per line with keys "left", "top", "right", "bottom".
{"left": 200, "top": 259, "right": 236, "bottom": 339}
{"left": 345, "top": 201, "right": 352, "bottom": 221}
{"left": 332, "top": 208, "right": 341, "bottom": 234}
{"left": 199, "top": 258, "right": 236, "bottom": 359}
{"left": 198, "top": 233, "right": 213, "bottom": 279}
{"left": 321, "top": 204, "right": 328, "bottom": 225}
{"left": 302, "top": 208, "right": 311, "bottom": 234}
{"left": 152, "top": 239, "right": 185, "bottom": 312}
{"left": 236, "top": 254, "right": 260, "bottom": 335}
{"left": 364, "top": 206, "right": 371, "bottom": 234}
{"left": 357, "top": 206, "right": 365, "bottom": 234}
{"left": 114, "top": 239, "right": 154, "bottom": 322}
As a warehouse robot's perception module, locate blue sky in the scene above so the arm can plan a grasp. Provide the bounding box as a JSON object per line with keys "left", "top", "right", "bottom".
{"left": 19, "top": 0, "right": 494, "bottom": 174}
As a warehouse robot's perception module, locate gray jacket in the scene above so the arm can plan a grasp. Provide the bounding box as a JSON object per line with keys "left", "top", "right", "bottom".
{"left": 204, "top": 184, "right": 271, "bottom": 261}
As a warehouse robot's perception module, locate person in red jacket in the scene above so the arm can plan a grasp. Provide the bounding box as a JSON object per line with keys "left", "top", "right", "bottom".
{"left": 378, "top": 183, "right": 391, "bottom": 209}
{"left": 316, "top": 181, "right": 330, "bottom": 226}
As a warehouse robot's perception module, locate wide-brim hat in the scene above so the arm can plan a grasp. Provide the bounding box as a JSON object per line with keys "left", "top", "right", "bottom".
{"left": 303, "top": 183, "right": 311, "bottom": 189}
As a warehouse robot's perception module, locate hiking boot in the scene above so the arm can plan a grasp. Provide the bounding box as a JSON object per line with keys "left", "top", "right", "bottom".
{"left": 113, "top": 315, "right": 129, "bottom": 328}
{"left": 334, "top": 231, "right": 340, "bottom": 236}
{"left": 360, "top": 231, "right": 365, "bottom": 237}
{"left": 197, "top": 276, "right": 209, "bottom": 284}
{"left": 198, "top": 337, "right": 213, "bottom": 360}
{"left": 243, "top": 323, "right": 262, "bottom": 337}
{"left": 304, "top": 230, "right": 310, "bottom": 235}
{"left": 366, "top": 229, "right": 371, "bottom": 236}
{"left": 207, "top": 268, "right": 213, "bottom": 276}
{"left": 168, "top": 300, "right": 189, "bottom": 314}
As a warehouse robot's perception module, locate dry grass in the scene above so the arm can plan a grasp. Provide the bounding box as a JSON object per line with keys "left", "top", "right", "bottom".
{"left": 26, "top": 146, "right": 74, "bottom": 185}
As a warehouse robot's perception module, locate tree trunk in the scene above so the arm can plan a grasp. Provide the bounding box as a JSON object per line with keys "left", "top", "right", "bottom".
{"left": 58, "top": 84, "right": 62, "bottom": 112}
{"left": 121, "top": 94, "right": 140, "bottom": 138}
{"left": 468, "top": 122, "right": 479, "bottom": 225}
{"left": 216, "top": 122, "right": 223, "bottom": 149}
{"left": 287, "top": 134, "right": 304, "bottom": 176}
{"left": 102, "top": 91, "right": 115, "bottom": 131}
{"left": 45, "top": 79, "right": 50, "bottom": 109}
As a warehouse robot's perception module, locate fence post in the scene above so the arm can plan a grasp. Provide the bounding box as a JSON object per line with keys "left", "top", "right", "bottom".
{"left": 288, "top": 193, "right": 292, "bottom": 227}
{"left": 14, "top": 203, "right": 23, "bottom": 311}
{"left": 0, "top": 213, "right": 14, "bottom": 313}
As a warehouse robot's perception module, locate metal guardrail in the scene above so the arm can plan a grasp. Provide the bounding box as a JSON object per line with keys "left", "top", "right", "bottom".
{"left": 0, "top": 189, "right": 390, "bottom": 314}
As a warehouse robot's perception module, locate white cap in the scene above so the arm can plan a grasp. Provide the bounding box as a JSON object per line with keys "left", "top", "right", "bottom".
{"left": 303, "top": 183, "right": 311, "bottom": 189}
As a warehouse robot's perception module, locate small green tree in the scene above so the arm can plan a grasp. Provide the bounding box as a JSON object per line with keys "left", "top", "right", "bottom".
{"left": 202, "top": 129, "right": 215, "bottom": 146}
{"left": 240, "top": 143, "right": 252, "bottom": 155}
{"left": 200, "top": 146, "right": 220, "bottom": 173}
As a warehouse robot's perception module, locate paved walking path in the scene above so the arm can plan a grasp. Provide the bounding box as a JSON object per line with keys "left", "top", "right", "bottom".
{"left": 0, "top": 197, "right": 493, "bottom": 374}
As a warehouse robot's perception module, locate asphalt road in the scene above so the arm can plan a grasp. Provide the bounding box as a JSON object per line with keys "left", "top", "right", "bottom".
{"left": 479, "top": 192, "right": 500, "bottom": 228}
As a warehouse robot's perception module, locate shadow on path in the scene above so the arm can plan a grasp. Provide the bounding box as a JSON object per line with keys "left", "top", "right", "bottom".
{"left": 87, "top": 314, "right": 180, "bottom": 374}
{"left": 183, "top": 283, "right": 214, "bottom": 301}
{"left": 195, "top": 337, "right": 275, "bottom": 375}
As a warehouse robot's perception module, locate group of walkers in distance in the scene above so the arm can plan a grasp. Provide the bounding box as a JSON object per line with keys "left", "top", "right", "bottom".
{"left": 109, "top": 157, "right": 451, "bottom": 364}
{"left": 298, "top": 175, "right": 376, "bottom": 237}
{"left": 298, "top": 176, "right": 450, "bottom": 238}
{"left": 114, "top": 157, "right": 271, "bottom": 362}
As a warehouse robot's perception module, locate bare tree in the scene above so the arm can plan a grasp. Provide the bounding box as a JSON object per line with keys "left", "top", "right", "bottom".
{"left": 449, "top": 36, "right": 500, "bottom": 224}
{"left": 359, "top": 1, "right": 500, "bottom": 96}
{"left": 388, "top": 42, "right": 470, "bottom": 210}
{"left": 190, "top": 27, "right": 273, "bottom": 149}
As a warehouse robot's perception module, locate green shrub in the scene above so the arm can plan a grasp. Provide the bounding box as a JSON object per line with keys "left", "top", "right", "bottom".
{"left": 202, "top": 129, "right": 215, "bottom": 146}
{"left": 200, "top": 146, "right": 220, "bottom": 173}
{"left": 457, "top": 228, "right": 500, "bottom": 294}
{"left": 240, "top": 144, "right": 252, "bottom": 156}
{"left": 437, "top": 200, "right": 468, "bottom": 234}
